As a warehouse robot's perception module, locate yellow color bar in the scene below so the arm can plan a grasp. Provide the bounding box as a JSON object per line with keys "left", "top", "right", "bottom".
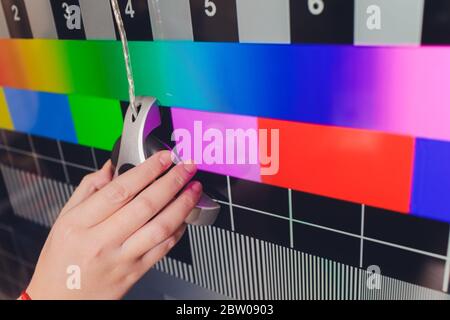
{"left": 0, "top": 88, "right": 13, "bottom": 130}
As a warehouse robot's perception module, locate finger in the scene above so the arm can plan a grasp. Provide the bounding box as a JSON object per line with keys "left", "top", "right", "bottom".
{"left": 130, "top": 224, "right": 186, "bottom": 283}
{"left": 98, "top": 162, "right": 197, "bottom": 244}
{"left": 61, "top": 160, "right": 113, "bottom": 215}
{"left": 119, "top": 182, "right": 201, "bottom": 259}
{"left": 74, "top": 150, "right": 172, "bottom": 227}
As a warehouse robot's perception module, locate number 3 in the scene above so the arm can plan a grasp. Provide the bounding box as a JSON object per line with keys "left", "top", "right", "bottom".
{"left": 125, "top": 0, "right": 135, "bottom": 18}
{"left": 11, "top": 5, "right": 21, "bottom": 21}
{"left": 204, "top": 0, "right": 216, "bottom": 17}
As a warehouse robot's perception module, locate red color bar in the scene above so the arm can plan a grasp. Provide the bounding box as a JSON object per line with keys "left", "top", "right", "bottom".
{"left": 259, "top": 118, "right": 414, "bottom": 213}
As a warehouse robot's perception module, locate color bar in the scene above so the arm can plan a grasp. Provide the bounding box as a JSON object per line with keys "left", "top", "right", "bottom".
{"left": 68, "top": 94, "right": 123, "bottom": 151}
{"left": 259, "top": 118, "right": 415, "bottom": 213}
{"left": 3, "top": 87, "right": 77, "bottom": 143}
{"left": 1, "top": 40, "right": 450, "bottom": 142}
{"left": 171, "top": 107, "right": 261, "bottom": 182}
{"left": 411, "top": 138, "right": 450, "bottom": 223}
{"left": 0, "top": 87, "right": 13, "bottom": 130}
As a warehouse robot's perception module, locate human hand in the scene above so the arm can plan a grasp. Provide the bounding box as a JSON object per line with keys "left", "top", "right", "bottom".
{"left": 25, "top": 151, "right": 201, "bottom": 299}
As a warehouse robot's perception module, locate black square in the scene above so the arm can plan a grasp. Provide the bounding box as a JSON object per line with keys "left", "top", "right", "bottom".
{"left": 0, "top": 149, "right": 11, "bottom": 166}
{"left": 113, "top": 0, "right": 153, "bottom": 41}
{"left": 50, "top": 0, "right": 86, "bottom": 39}
{"left": 3, "top": 130, "right": 31, "bottom": 152}
{"left": 233, "top": 207, "right": 290, "bottom": 246}
{"left": 60, "top": 141, "right": 95, "bottom": 168}
{"left": 364, "top": 207, "right": 449, "bottom": 256}
{"left": 94, "top": 148, "right": 112, "bottom": 168}
{"left": 212, "top": 203, "right": 231, "bottom": 230}
{"left": 38, "top": 159, "right": 66, "bottom": 182}
{"left": 189, "top": 0, "right": 239, "bottom": 42}
{"left": 0, "top": 130, "right": 6, "bottom": 146}
{"left": 1, "top": 0, "right": 32, "bottom": 38}
{"left": 195, "top": 170, "right": 228, "bottom": 202}
{"left": 31, "top": 136, "right": 60, "bottom": 159}
{"left": 0, "top": 171, "right": 12, "bottom": 217}
{"left": 0, "top": 226, "right": 15, "bottom": 256}
{"left": 362, "top": 241, "right": 446, "bottom": 291}
{"left": 293, "top": 222, "right": 360, "bottom": 266}
{"left": 290, "top": 0, "right": 354, "bottom": 44}
{"left": 0, "top": 275, "right": 22, "bottom": 299}
{"left": 0, "top": 256, "right": 30, "bottom": 287}
{"left": 422, "top": 0, "right": 450, "bottom": 44}
{"left": 292, "top": 191, "right": 362, "bottom": 234}
{"left": 230, "top": 178, "right": 289, "bottom": 217}
{"left": 66, "top": 165, "right": 93, "bottom": 185}
{"left": 10, "top": 216, "right": 49, "bottom": 265}
{"left": 120, "top": 101, "right": 129, "bottom": 118}
{"left": 152, "top": 106, "right": 175, "bottom": 148}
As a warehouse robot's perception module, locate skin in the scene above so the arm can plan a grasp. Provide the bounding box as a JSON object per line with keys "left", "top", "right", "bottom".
{"left": 25, "top": 150, "right": 201, "bottom": 300}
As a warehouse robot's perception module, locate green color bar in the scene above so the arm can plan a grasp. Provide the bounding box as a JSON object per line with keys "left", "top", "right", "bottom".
{"left": 68, "top": 94, "right": 123, "bottom": 151}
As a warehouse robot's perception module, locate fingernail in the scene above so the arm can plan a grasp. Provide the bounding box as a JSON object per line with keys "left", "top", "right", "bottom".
{"left": 191, "top": 181, "right": 202, "bottom": 193}
{"left": 183, "top": 160, "right": 197, "bottom": 174}
{"left": 159, "top": 151, "right": 171, "bottom": 166}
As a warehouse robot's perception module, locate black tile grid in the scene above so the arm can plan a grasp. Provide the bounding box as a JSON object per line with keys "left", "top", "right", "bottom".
{"left": 1, "top": 129, "right": 450, "bottom": 293}
{"left": 215, "top": 174, "right": 450, "bottom": 292}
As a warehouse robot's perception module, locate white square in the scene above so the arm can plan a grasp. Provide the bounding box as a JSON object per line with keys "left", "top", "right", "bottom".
{"left": 236, "top": 0, "right": 290, "bottom": 43}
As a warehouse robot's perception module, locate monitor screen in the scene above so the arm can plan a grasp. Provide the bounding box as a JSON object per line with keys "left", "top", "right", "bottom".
{"left": 0, "top": 0, "right": 449, "bottom": 300}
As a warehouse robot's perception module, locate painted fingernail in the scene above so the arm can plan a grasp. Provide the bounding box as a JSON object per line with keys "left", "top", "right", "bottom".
{"left": 159, "top": 151, "right": 171, "bottom": 166}
{"left": 191, "top": 181, "right": 202, "bottom": 193}
{"left": 183, "top": 160, "right": 197, "bottom": 174}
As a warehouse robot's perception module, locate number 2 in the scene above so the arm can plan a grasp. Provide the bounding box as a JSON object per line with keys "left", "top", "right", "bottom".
{"left": 125, "top": 0, "right": 135, "bottom": 18}
{"left": 11, "top": 4, "right": 21, "bottom": 21}
{"left": 204, "top": 0, "right": 216, "bottom": 17}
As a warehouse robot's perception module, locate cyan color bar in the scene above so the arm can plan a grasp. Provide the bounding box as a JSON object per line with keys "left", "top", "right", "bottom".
{"left": 3, "top": 87, "right": 77, "bottom": 143}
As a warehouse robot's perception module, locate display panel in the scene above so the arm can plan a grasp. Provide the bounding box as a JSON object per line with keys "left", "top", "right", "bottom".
{"left": 0, "top": 0, "right": 449, "bottom": 300}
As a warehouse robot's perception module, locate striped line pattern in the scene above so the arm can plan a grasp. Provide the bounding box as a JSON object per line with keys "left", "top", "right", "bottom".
{"left": 1, "top": 165, "right": 449, "bottom": 300}
{"left": 154, "top": 257, "right": 195, "bottom": 284}
{"left": 187, "top": 226, "right": 450, "bottom": 300}
{"left": 1, "top": 165, "right": 73, "bottom": 226}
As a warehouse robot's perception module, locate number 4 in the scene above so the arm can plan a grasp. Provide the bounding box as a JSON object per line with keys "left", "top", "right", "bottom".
{"left": 204, "top": 0, "right": 216, "bottom": 17}
{"left": 125, "top": 0, "right": 135, "bottom": 18}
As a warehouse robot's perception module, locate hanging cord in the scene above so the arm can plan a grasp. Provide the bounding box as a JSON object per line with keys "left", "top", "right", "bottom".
{"left": 110, "top": 0, "right": 138, "bottom": 119}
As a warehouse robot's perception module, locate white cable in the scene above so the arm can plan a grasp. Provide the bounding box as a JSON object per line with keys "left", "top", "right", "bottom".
{"left": 110, "top": 0, "right": 137, "bottom": 119}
